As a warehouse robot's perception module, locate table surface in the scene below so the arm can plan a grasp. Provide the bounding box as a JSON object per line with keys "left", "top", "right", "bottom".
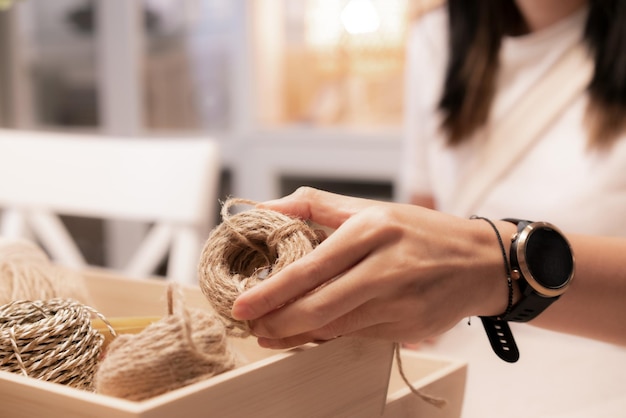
{"left": 418, "top": 320, "right": 626, "bottom": 418}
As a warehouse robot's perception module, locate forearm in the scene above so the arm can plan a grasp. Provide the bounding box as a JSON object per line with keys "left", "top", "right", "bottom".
{"left": 531, "top": 234, "right": 626, "bottom": 345}
{"left": 409, "top": 193, "right": 436, "bottom": 209}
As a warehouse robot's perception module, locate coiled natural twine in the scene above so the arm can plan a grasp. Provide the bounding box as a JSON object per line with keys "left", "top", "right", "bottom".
{"left": 0, "top": 238, "right": 91, "bottom": 305}
{"left": 0, "top": 298, "right": 110, "bottom": 390}
{"left": 198, "top": 198, "right": 325, "bottom": 337}
{"left": 95, "top": 286, "right": 237, "bottom": 401}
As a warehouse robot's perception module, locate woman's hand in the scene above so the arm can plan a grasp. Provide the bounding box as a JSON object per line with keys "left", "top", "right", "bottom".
{"left": 231, "top": 187, "right": 511, "bottom": 349}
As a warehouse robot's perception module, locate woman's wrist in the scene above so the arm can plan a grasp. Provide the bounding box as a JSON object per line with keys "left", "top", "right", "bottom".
{"left": 464, "top": 218, "right": 520, "bottom": 318}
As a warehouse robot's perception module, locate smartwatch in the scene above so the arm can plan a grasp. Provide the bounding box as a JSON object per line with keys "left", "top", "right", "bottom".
{"left": 481, "top": 219, "right": 574, "bottom": 362}
{"left": 502, "top": 219, "right": 575, "bottom": 321}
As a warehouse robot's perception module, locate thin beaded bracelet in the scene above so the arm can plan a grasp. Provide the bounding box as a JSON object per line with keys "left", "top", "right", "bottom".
{"left": 470, "top": 215, "right": 514, "bottom": 318}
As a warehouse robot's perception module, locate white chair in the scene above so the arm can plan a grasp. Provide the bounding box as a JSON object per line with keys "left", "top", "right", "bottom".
{"left": 0, "top": 128, "right": 221, "bottom": 284}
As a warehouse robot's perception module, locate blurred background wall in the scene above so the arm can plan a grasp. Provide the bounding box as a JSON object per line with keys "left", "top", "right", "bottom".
{"left": 0, "top": 0, "right": 439, "bottom": 268}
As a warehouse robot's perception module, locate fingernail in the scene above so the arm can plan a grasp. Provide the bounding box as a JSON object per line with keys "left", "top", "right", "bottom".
{"left": 231, "top": 302, "right": 252, "bottom": 320}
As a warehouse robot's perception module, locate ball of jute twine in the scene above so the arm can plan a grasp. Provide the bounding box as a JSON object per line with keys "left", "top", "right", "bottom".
{"left": 0, "top": 298, "right": 114, "bottom": 391}
{"left": 198, "top": 198, "right": 446, "bottom": 408}
{"left": 0, "top": 238, "right": 91, "bottom": 306}
{"left": 198, "top": 198, "right": 326, "bottom": 337}
{"left": 95, "top": 285, "right": 237, "bottom": 401}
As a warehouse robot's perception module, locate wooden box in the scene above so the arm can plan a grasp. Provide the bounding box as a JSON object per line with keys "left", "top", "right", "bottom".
{"left": 384, "top": 350, "right": 467, "bottom": 418}
{"left": 0, "top": 269, "right": 466, "bottom": 417}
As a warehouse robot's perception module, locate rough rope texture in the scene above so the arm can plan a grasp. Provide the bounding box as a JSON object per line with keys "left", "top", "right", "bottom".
{"left": 0, "top": 298, "right": 109, "bottom": 390}
{"left": 394, "top": 342, "right": 447, "bottom": 408}
{"left": 95, "top": 286, "right": 237, "bottom": 401}
{"left": 0, "top": 238, "right": 91, "bottom": 305}
{"left": 198, "top": 198, "right": 325, "bottom": 337}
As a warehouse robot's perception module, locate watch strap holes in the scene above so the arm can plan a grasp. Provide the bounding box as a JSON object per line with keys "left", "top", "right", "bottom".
{"left": 480, "top": 317, "right": 520, "bottom": 363}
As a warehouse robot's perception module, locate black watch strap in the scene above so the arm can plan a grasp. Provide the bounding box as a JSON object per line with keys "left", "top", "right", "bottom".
{"left": 479, "top": 218, "right": 572, "bottom": 363}
{"left": 502, "top": 292, "right": 559, "bottom": 322}
{"left": 501, "top": 218, "right": 571, "bottom": 322}
{"left": 480, "top": 317, "right": 520, "bottom": 363}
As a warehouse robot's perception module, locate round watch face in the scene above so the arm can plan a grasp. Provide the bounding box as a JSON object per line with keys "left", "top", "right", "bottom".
{"left": 516, "top": 222, "right": 574, "bottom": 297}
{"left": 525, "top": 226, "right": 573, "bottom": 289}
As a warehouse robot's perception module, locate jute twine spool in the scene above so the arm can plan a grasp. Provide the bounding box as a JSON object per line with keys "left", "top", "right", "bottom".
{"left": 198, "top": 198, "right": 446, "bottom": 408}
{"left": 198, "top": 198, "right": 325, "bottom": 337}
{"left": 0, "top": 238, "right": 91, "bottom": 306}
{"left": 0, "top": 298, "right": 111, "bottom": 390}
{"left": 95, "top": 286, "right": 237, "bottom": 401}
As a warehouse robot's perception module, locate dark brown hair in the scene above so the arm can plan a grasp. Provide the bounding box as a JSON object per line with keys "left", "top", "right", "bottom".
{"left": 439, "top": 0, "right": 626, "bottom": 149}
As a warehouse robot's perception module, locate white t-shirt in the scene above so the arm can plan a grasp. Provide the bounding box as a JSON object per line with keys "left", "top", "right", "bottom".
{"left": 401, "top": 7, "right": 626, "bottom": 418}
{"left": 400, "top": 6, "right": 626, "bottom": 237}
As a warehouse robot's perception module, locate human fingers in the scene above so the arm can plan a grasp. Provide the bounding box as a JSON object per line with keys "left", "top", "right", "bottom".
{"left": 258, "top": 187, "right": 379, "bottom": 229}
{"left": 246, "top": 253, "right": 383, "bottom": 339}
{"left": 245, "top": 208, "right": 426, "bottom": 339}
{"left": 254, "top": 323, "right": 407, "bottom": 350}
{"left": 254, "top": 289, "right": 457, "bottom": 350}
{"left": 253, "top": 292, "right": 440, "bottom": 349}
{"left": 231, "top": 209, "right": 381, "bottom": 321}
{"left": 254, "top": 298, "right": 395, "bottom": 349}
